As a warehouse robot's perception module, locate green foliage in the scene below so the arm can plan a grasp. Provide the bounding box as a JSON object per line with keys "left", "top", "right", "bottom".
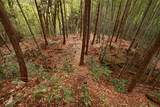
{"left": 62, "top": 87, "right": 76, "bottom": 103}
{"left": 110, "top": 78, "right": 128, "bottom": 93}
{"left": 61, "top": 61, "right": 74, "bottom": 73}
{"left": 4, "top": 52, "right": 16, "bottom": 60}
{"left": 149, "top": 92, "right": 160, "bottom": 100}
{"left": 34, "top": 86, "right": 51, "bottom": 94}
{"left": 81, "top": 83, "right": 92, "bottom": 107}
{"left": 99, "top": 95, "right": 108, "bottom": 107}
{"left": 11, "top": 79, "right": 25, "bottom": 85}
{"left": 52, "top": 89, "right": 62, "bottom": 100}
{"left": 6, "top": 96, "right": 24, "bottom": 107}
{"left": 0, "top": 71, "right": 5, "bottom": 80}
{"left": 86, "top": 56, "right": 112, "bottom": 81}
{"left": 81, "top": 92, "right": 91, "bottom": 107}
{"left": 0, "top": 62, "right": 19, "bottom": 79}
{"left": 26, "top": 61, "right": 54, "bottom": 80}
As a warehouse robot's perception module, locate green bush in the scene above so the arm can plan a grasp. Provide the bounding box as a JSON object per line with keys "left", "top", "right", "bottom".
{"left": 86, "top": 56, "right": 112, "bottom": 81}
{"left": 61, "top": 61, "right": 74, "bottom": 73}
{"left": 81, "top": 83, "right": 91, "bottom": 107}
{"left": 110, "top": 78, "right": 128, "bottom": 93}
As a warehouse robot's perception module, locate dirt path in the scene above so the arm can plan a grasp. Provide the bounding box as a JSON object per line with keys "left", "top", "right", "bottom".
{"left": 0, "top": 35, "right": 156, "bottom": 106}
{"left": 63, "top": 35, "right": 155, "bottom": 107}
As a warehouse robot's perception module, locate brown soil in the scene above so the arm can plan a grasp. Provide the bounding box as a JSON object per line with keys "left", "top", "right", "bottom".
{"left": 0, "top": 35, "right": 158, "bottom": 107}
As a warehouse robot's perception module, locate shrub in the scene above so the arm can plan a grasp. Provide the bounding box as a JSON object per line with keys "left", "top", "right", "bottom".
{"left": 61, "top": 61, "right": 74, "bottom": 73}
{"left": 110, "top": 78, "right": 128, "bottom": 93}
{"left": 81, "top": 83, "right": 91, "bottom": 107}
{"left": 86, "top": 56, "right": 112, "bottom": 81}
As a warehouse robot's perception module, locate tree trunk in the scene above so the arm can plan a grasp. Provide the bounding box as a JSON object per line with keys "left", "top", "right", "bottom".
{"left": 92, "top": 1, "right": 100, "bottom": 45}
{"left": 127, "top": 0, "right": 153, "bottom": 53}
{"left": 79, "top": 0, "right": 89, "bottom": 65}
{"left": 85, "top": 0, "right": 91, "bottom": 55}
{"left": 45, "top": 0, "right": 51, "bottom": 36}
{"left": 0, "top": 1, "right": 28, "bottom": 82}
{"left": 63, "top": 0, "right": 68, "bottom": 38}
{"left": 16, "top": 0, "right": 40, "bottom": 51}
{"left": 80, "top": 0, "right": 83, "bottom": 38}
{"left": 128, "top": 32, "right": 160, "bottom": 92}
{"left": 109, "top": 0, "right": 122, "bottom": 46}
{"left": 59, "top": 0, "right": 66, "bottom": 45}
{"left": 35, "top": 0, "right": 48, "bottom": 46}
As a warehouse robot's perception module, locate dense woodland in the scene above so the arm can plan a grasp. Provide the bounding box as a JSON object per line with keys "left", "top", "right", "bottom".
{"left": 0, "top": 0, "right": 160, "bottom": 106}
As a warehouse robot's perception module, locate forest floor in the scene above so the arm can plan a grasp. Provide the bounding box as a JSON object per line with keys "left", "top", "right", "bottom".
{"left": 0, "top": 35, "right": 158, "bottom": 107}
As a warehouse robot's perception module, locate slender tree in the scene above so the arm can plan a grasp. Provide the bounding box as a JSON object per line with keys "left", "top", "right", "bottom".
{"left": 85, "top": 0, "right": 91, "bottom": 55}
{"left": 127, "top": 0, "right": 153, "bottom": 53}
{"left": 0, "top": 1, "right": 28, "bottom": 82}
{"left": 59, "top": 0, "right": 66, "bottom": 44}
{"left": 80, "top": 0, "right": 83, "bottom": 38}
{"left": 35, "top": 0, "right": 48, "bottom": 46}
{"left": 63, "top": 0, "right": 68, "bottom": 38}
{"left": 92, "top": 1, "right": 101, "bottom": 45}
{"left": 45, "top": 0, "right": 51, "bottom": 36}
{"left": 128, "top": 32, "right": 160, "bottom": 92}
{"left": 16, "top": 0, "right": 40, "bottom": 50}
{"left": 80, "top": 0, "right": 89, "bottom": 65}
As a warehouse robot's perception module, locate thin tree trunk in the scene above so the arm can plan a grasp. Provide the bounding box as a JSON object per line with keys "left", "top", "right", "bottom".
{"left": 80, "top": 0, "right": 89, "bottom": 65}
{"left": 0, "top": 1, "right": 28, "bottom": 82}
{"left": 63, "top": 0, "right": 68, "bottom": 38}
{"left": 115, "top": 0, "right": 132, "bottom": 42}
{"left": 127, "top": 0, "right": 153, "bottom": 53}
{"left": 35, "top": 0, "right": 48, "bottom": 46}
{"left": 80, "top": 0, "right": 83, "bottom": 38}
{"left": 91, "top": 1, "right": 100, "bottom": 45}
{"left": 53, "top": 2, "right": 57, "bottom": 36}
{"left": 128, "top": 32, "right": 160, "bottom": 92}
{"left": 16, "top": 0, "right": 40, "bottom": 50}
{"left": 85, "top": 0, "right": 91, "bottom": 55}
{"left": 59, "top": 0, "right": 66, "bottom": 45}
{"left": 45, "top": 0, "right": 51, "bottom": 36}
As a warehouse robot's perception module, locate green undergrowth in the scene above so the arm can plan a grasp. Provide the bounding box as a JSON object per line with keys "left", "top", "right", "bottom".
{"left": 81, "top": 83, "right": 92, "bottom": 107}
{"left": 110, "top": 78, "right": 128, "bottom": 93}
{"left": 56, "top": 49, "right": 75, "bottom": 73}
{"left": 148, "top": 92, "right": 160, "bottom": 100}
{"left": 86, "top": 56, "right": 112, "bottom": 81}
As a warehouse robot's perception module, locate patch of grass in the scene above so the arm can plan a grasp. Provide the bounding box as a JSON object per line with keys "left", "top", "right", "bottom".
{"left": 86, "top": 56, "right": 112, "bottom": 81}
{"left": 110, "top": 78, "right": 128, "bottom": 93}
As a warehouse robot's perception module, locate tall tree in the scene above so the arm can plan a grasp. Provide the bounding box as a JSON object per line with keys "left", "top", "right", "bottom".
{"left": 16, "top": 0, "right": 40, "bottom": 50}
{"left": 92, "top": 1, "right": 101, "bottom": 45}
{"left": 128, "top": 32, "right": 160, "bottom": 92}
{"left": 80, "top": 0, "right": 90, "bottom": 65}
{"left": 85, "top": 0, "right": 91, "bottom": 55}
{"left": 0, "top": 1, "right": 28, "bottom": 82}
{"left": 63, "top": 0, "right": 68, "bottom": 38}
{"left": 127, "top": 0, "right": 153, "bottom": 53}
{"left": 80, "top": 0, "right": 83, "bottom": 38}
{"left": 59, "top": 0, "right": 66, "bottom": 45}
{"left": 35, "top": 0, "right": 48, "bottom": 46}
{"left": 45, "top": 0, "right": 51, "bottom": 36}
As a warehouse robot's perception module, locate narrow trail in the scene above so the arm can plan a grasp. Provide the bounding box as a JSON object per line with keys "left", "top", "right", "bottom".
{"left": 0, "top": 35, "right": 155, "bottom": 106}
{"left": 63, "top": 35, "right": 153, "bottom": 107}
